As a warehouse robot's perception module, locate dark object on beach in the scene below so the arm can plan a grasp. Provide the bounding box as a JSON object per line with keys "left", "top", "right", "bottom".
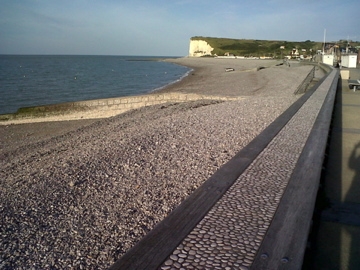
{"left": 225, "top": 68, "right": 235, "bottom": 72}
{"left": 348, "top": 79, "right": 360, "bottom": 92}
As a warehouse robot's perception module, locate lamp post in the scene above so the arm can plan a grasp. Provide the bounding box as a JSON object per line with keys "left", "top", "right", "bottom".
{"left": 322, "top": 29, "right": 326, "bottom": 54}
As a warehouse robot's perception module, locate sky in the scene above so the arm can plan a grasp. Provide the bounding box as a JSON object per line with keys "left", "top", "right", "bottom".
{"left": 1, "top": 0, "right": 359, "bottom": 56}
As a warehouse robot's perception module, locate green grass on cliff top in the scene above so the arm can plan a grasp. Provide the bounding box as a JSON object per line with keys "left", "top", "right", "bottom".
{"left": 191, "top": 36, "right": 360, "bottom": 57}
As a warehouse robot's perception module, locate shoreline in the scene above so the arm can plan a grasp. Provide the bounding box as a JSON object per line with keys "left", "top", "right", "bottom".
{"left": 0, "top": 56, "right": 190, "bottom": 121}
{"left": 1, "top": 58, "right": 318, "bottom": 269}
{"left": 0, "top": 57, "right": 195, "bottom": 125}
{"left": 0, "top": 58, "right": 290, "bottom": 125}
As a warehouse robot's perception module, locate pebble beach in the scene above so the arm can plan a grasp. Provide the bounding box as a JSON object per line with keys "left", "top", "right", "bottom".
{"left": 0, "top": 58, "right": 320, "bottom": 269}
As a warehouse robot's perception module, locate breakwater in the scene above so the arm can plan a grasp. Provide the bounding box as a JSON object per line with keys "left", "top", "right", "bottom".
{"left": 0, "top": 92, "right": 242, "bottom": 122}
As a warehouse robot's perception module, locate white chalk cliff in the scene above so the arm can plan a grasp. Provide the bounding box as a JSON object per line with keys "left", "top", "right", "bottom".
{"left": 189, "top": 39, "right": 214, "bottom": 57}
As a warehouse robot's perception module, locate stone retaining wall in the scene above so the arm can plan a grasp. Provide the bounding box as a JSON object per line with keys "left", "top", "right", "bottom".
{"left": 1, "top": 93, "right": 242, "bottom": 121}
{"left": 72, "top": 92, "right": 241, "bottom": 112}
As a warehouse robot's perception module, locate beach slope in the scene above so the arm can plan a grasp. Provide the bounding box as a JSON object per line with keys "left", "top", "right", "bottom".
{"left": 0, "top": 58, "right": 316, "bottom": 269}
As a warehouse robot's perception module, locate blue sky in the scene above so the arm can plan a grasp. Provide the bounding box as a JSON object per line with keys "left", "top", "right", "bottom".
{"left": 1, "top": 0, "right": 359, "bottom": 56}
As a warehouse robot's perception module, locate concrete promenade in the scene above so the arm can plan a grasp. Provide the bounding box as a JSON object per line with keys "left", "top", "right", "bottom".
{"left": 1, "top": 60, "right": 344, "bottom": 269}
{"left": 310, "top": 66, "right": 360, "bottom": 270}
{"left": 0, "top": 59, "right": 321, "bottom": 269}
{"left": 111, "top": 67, "right": 339, "bottom": 269}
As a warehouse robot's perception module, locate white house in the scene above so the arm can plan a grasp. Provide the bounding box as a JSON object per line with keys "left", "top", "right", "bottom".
{"left": 341, "top": 54, "right": 358, "bottom": 68}
{"left": 322, "top": 54, "right": 334, "bottom": 66}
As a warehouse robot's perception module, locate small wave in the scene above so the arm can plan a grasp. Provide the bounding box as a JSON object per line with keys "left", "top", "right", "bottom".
{"left": 151, "top": 68, "right": 193, "bottom": 93}
{"left": 0, "top": 55, "right": 191, "bottom": 114}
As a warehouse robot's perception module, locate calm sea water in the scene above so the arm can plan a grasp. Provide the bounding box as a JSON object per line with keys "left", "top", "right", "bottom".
{"left": 0, "top": 55, "right": 190, "bottom": 114}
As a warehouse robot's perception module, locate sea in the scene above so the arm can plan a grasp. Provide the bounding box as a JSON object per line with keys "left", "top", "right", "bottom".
{"left": 0, "top": 55, "right": 191, "bottom": 115}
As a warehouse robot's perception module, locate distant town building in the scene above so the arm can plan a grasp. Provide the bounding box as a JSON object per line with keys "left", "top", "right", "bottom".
{"left": 291, "top": 48, "right": 299, "bottom": 58}
{"left": 341, "top": 54, "right": 358, "bottom": 68}
{"left": 322, "top": 54, "right": 334, "bottom": 66}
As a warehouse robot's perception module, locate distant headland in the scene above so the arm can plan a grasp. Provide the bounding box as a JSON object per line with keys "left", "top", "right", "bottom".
{"left": 189, "top": 36, "right": 360, "bottom": 60}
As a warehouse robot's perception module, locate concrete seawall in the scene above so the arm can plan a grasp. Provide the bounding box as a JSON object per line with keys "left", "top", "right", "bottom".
{"left": 0, "top": 92, "right": 242, "bottom": 122}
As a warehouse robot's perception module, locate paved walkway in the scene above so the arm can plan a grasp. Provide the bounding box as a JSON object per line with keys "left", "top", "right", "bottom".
{"left": 111, "top": 67, "right": 339, "bottom": 270}
{"left": 311, "top": 66, "right": 360, "bottom": 269}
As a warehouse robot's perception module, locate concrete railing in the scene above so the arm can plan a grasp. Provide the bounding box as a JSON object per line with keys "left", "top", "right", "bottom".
{"left": 252, "top": 67, "right": 339, "bottom": 269}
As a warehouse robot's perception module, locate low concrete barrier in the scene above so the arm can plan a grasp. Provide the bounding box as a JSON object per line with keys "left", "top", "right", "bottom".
{"left": 0, "top": 92, "right": 242, "bottom": 121}
{"left": 252, "top": 67, "right": 339, "bottom": 269}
